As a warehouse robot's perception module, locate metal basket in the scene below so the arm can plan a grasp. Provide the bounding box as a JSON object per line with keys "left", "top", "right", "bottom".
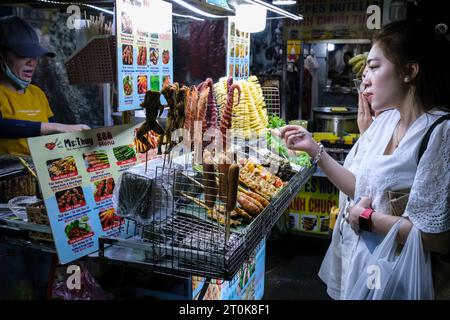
{"left": 26, "top": 201, "right": 53, "bottom": 242}
{"left": 261, "top": 87, "right": 280, "bottom": 117}
{"left": 99, "top": 163, "right": 315, "bottom": 280}
{"left": 65, "top": 35, "right": 116, "bottom": 85}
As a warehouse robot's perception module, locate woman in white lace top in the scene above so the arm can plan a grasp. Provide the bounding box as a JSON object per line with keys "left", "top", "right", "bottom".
{"left": 279, "top": 20, "right": 450, "bottom": 299}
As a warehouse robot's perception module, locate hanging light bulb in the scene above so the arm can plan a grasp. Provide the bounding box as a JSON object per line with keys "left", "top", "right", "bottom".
{"left": 272, "top": 0, "right": 297, "bottom": 6}
{"left": 235, "top": 4, "right": 267, "bottom": 33}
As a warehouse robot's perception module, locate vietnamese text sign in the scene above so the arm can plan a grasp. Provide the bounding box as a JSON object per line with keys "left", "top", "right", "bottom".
{"left": 285, "top": 0, "right": 383, "bottom": 40}
{"left": 116, "top": 0, "right": 173, "bottom": 111}
{"left": 28, "top": 124, "right": 156, "bottom": 263}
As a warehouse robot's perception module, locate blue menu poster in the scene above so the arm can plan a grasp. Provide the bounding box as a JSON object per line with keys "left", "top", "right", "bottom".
{"left": 227, "top": 17, "right": 251, "bottom": 81}
{"left": 28, "top": 124, "right": 159, "bottom": 264}
{"left": 116, "top": 0, "right": 173, "bottom": 111}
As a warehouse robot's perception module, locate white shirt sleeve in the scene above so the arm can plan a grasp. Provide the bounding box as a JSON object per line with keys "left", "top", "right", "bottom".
{"left": 404, "top": 121, "right": 450, "bottom": 234}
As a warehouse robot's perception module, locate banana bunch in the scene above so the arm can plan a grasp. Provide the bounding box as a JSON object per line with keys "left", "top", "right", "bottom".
{"left": 348, "top": 52, "right": 368, "bottom": 78}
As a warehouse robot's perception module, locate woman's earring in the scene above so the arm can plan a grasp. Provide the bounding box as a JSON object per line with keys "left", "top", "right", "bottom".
{"left": 404, "top": 76, "right": 411, "bottom": 83}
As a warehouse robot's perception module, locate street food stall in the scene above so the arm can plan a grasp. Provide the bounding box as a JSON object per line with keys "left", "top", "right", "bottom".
{"left": 0, "top": 0, "right": 315, "bottom": 300}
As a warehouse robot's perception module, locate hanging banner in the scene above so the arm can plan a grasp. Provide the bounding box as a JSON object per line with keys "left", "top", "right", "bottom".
{"left": 227, "top": 17, "right": 251, "bottom": 81}
{"left": 116, "top": 0, "right": 173, "bottom": 111}
{"left": 285, "top": 0, "right": 383, "bottom": 41}
{"left": 28, "top": 125, "right": 158, "bottom": 264}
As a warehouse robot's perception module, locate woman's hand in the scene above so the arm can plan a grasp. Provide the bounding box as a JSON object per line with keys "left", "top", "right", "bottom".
{"left": 278, "top": 125, "right": 319, "bottom": 157}
{"left": 41, "top": 122, "right": 91, "bottom": 135}
{"left": 347, "top": 196, "right": 372, "bottom": 234}
{"left": 357, "top": 92, "right": 373, "bottom": 135}
{"left": 59, "top": 124, "right": 91, "bottom": 132}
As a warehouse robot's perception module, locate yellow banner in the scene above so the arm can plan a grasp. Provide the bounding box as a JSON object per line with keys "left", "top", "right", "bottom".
{"left": 285, "top": 0, "right": 383, "bottom": 41}
{"left": 289, "top": 176, "right": 339, "bottom": 234}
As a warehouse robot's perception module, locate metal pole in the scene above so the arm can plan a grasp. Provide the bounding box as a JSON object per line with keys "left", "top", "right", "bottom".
{"left": 103, "top": 83, "right": 113, "bottom": 126}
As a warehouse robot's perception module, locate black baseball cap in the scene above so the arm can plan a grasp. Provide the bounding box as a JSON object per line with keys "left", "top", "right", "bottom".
{"left": 0, "top": 16, "right": 55, "bottom": 58}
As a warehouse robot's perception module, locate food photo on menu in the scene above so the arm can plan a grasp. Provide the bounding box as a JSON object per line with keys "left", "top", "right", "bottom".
{"left": 113, "top": 144, "right": 137, "bottom": 163}
{"left": 137, "top": 46, "right": 147, "bottom": 66}
{"left": 64, "top": 216, "right": 93, "bottom": 244}
{"left": 93, "top": 177, "right": 115, "bottom": 202}
{"left": 150, "top": 75, "right": 160, "bottom": 91}
{"left": 162, "top": 49, "right": 170, "bottom": 64}
{"left": 83, "top": 151, "right": 110, "bottom": 172}
{"left": 301, "top": 215, "right": 318, "bottom": 231}
{"left": 55, "top": 186, "right": 86, "bottom": 213}
{"left": 149, "top": 47, "right": 159, "bottom": 65}
{"left": 121, "top": 11, "right": 133, "bottom": 34}
{"left": 46, "top": 156, "right": 78, "bottom": 180}
{"left": 99, "top": 208, "right": 124, "bottom": 231}
{"left": 229, "top": 41, "right": 235, "bottom": 57}
{"left": 123, "top": 75, "right": 133, "bottom": 96}
{"left": 122, "top": 44, "right": 133, "bottom": 65}
{"left": 137, "top": 75, "right": 148, "bottom": 94}
{"left": 162, "top": 75, "right": 171, "bottom": 88}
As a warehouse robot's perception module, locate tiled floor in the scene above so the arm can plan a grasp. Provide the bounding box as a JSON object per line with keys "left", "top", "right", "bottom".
{"left": 264, "top": 231, "right": 331, "bottom": 300}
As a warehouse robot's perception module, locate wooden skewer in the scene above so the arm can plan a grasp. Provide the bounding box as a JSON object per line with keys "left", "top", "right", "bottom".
{"left": 180, "top": 171, "right": 205, "bottom": 189}
{"left": 180, "top": 192, "right": 209, "bottom": 211}
{"left": 18, "top": 157, "right": 38, "bottom": 180}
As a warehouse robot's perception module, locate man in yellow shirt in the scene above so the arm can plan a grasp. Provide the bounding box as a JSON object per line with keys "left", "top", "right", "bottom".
{"left": 0, "top": 16, "right": 90, "bottom": 156}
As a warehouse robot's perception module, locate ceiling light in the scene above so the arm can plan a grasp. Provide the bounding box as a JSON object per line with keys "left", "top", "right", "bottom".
{"left": 172, "top": 13, "right": 205, "bottom": 21}
{"left": 171, "top": 0, "right": 228, "bottom": 18}
{"left": 272, "top": 0, "right": 297, "bottom": 6}
{"left": 245, "top": 0, "right": 302, "bottom": 20}
{"left": 235, "top": 4, "right": 267, "bottom": 33}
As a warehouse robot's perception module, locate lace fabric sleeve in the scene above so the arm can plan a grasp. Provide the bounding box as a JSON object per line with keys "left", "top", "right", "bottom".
{"left": 404, "top": 121, "right": 450, "bottom": 234}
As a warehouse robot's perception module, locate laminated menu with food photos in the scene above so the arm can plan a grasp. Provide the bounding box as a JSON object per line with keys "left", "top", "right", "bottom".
{"left": 116, "top": 0, "right": 173, "bottom": 111}
{"left": 28, "top": 124, "right": 159, "bottom": 263}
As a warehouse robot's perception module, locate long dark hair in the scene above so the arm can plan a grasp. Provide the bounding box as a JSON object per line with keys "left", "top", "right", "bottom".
{"left": 373, "top": 20, "right": 450, "bottom": 112}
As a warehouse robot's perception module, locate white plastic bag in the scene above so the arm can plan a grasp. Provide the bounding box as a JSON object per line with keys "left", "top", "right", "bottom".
{"left": 347, "top": 218, "right": 434, "bottom": 300}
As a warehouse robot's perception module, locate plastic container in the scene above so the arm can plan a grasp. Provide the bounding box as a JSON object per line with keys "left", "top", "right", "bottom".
{"left": 7, "top": 196, "right": 40, "bottom": 221}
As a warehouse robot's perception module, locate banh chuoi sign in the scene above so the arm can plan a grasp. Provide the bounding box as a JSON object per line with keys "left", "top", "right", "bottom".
{"left": 285, "top": 0, "right": 383, "bottom": 40}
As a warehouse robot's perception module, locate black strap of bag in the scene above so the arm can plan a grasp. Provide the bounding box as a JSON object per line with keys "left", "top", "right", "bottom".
{"left": 417, "top": 114, "right": 450, "bottom": 164}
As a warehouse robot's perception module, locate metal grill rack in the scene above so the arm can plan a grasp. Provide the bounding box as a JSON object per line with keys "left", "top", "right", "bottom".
{"left": 261, "top": 87, "right": 280, "bottom": 117}
{"left": 99, "top": 163, "right": 316, "bottom": 280}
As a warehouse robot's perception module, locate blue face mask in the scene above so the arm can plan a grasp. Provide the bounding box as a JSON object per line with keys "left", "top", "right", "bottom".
{"left": 0, "top": 61, "right": 30, "bottom": 90}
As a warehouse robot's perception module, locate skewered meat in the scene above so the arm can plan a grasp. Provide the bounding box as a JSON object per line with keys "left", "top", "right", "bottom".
{"left": 203, "top": 150, "right": 217, "bottom": 209}
{"left": 218, "top": 153, "right": 231, "bottom": 203}
{"left": 236, "top": 193, "right": 261, "bottom": 217}
{"left": 136, "top": 90, "right": 165, "bottom": 153}
{"left": 238, "top": 186, "right": 269, "bottom": 207}
{"left": 238, "top": 191, "right": 264, "bottom": 211}
{"left": 226, "top": 163, "right": 239, "bottom": 212}
{"left": 220, "top": 77, "right": 241, "bottom": 150}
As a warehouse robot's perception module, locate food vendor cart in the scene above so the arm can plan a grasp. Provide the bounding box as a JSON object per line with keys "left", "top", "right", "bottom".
{"left": 0, "top": 0, "right": 315, "bottom": 300}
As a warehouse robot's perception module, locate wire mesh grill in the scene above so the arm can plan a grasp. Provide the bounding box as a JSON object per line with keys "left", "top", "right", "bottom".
{"left": 99, "top": 162, "right": 316, "bottom": 280}
{"left": 261, "top": 87, "right": 280, "bottom": 117}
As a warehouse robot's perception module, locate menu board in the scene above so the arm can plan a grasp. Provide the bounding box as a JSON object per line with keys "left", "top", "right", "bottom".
{"left": 116, "top": 0, "right": 173, "bottom": 111}
{"left": 28, "top": 124, "right": 158, "bottom": 264}
{"left": 227, "top": 17, "right": 251, "bottom": 81}
{"left": 192, "top": 239, "right": 265, "bottom": 300}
